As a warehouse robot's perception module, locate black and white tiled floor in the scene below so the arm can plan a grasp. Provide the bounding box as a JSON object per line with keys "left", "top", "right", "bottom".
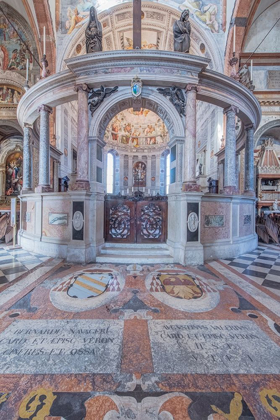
{"left": 0, "top": 247, "right": 50, "bottom": 285}
{"left": 221, "top": 244, "right": 280, "bottom": 296}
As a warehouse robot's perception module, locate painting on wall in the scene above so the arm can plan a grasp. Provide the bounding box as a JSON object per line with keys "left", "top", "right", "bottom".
{"left": 133, "top": 161, "right": 146, "bottom": 187}
{"left": 60, "top": 0, "right": 221, "bottom": 36}
{"left": 5, "top": 152, "right": 23, "bottom": 196}
{"left": 0, "top": 15, "right": 32, "bottom": 71}
{"left": 122, "top": 30, "right": 158, "bottom": 50}
{"left": 0, "top": 85, "right": 22, "bottom": 106}
{"left": 104, "top": 108, "right": 168, "bottom": 148}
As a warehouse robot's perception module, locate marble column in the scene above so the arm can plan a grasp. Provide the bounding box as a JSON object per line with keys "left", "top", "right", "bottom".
{"left": 36, "top": 105, "right": 53, "bottom": 192}
{"left": 53, "top": 160, "right": 60, "bottom": 192}
{"left": 244, "top": 124, "right": 255, "bottom": 196}
{"left": 72, "top": 84, "right": 90, "bottom": 190}
{"left": 22, "top": 123, "right": 33, "bottom": 192}
{"left": 182, "top": 84, "right": 200, "bottom": 192}
{"left": 235, "top": 152, "right": 240, "bottom": 193}
{"left": 223, "top": 106, "right": 239, "bottom": 195}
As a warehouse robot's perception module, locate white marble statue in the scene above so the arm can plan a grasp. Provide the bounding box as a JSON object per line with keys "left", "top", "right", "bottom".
{"left": 272, "top": 199, "right": 279, "bottom": 211}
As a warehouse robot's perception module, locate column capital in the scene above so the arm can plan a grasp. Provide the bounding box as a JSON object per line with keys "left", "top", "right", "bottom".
{"left": 74, "top": 83, "right": 90, "bottom": 93}
{"left": 245, "top": 123, "right": 255, "bottom": 131}
{"left": 223, "top": 105, "right": 239, "bottom": 115}
{"left": 186, "top": 84, "right": 200, "bottom": 93}
{"left": 24, "top": 123, "right": 33, "bottom": 129}
{"left": 38, "top": 104, "right": 53, "bottom": 114}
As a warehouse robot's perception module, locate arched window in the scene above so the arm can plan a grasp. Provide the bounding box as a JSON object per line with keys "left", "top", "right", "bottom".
{"left": 106, "top": 152, "right": 114, "bottom": 194}
{"left": 166, "top": 152, "right": 170, "bottom": 194}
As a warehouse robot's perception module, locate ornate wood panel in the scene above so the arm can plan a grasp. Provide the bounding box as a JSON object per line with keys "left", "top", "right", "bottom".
{"left": 105, "top": 196, "right": 167, "bottom": 243}
{"left": 105, "top": 199, "right": 136, "bottom": 243}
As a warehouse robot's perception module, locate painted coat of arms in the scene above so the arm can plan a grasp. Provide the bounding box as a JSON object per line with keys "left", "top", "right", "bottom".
{"left": 67, "top": 272, "right": 114, "bottom": 299}
{"left": 156, "top": 273, "right": 203, "bottom": 300}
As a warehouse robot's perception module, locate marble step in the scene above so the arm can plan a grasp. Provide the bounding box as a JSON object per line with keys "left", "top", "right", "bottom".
{"left": 100, "top": 246, "right": 171, "bottom": 256}
{"left": 96, "top": 253, "right": 174, "bottom": 264}
{"left": 97, "top": 243, "right": 173, "bottom": 263}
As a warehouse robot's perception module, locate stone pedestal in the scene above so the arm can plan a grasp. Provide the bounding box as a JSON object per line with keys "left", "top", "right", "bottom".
{"left": 182, "top": 85, "right": 200, "bottom": 192}
{"left": 244, "top": 124, "right": 255, "bottom": 196}
{"left": 167, "top": 192, "right": 204, "bottom": 265}
{"left": 72, "top": 84, "right": 90, "bottom": 191}
{"left": 223, "top": 106, "right": 239, "bottom": 195}
{"left": 35, "top": 105, "right": 53, "bottom": 193}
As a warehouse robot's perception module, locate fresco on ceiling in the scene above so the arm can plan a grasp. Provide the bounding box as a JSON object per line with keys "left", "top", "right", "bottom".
{"left": 61, "top": 0, "right": 221, "bottom": 35}
{"left": 104, "top": 108, "right": 169, "bottom": 148}
{"left": 0, "top": 14, "right": 32, "bottom": 71}
{"left": 0, "top": 85, "right": 22, "bottom": 106}
{"left": 5, "top": 152, "right": 23, "bottom": 196}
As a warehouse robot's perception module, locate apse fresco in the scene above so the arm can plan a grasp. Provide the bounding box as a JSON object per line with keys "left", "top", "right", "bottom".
{"left": 61, "top": 0, "right": 221, "bottom": 35}
{"left": 104, "top": 108, "right": 168, "bottom": 148}
{"left": 0, "top": 85, "right": 22, "bottom": 106}
{"left": 0, "top": 15, "right": 32, "bottom": 71}
{"left": 133, "top": 161, "right": 146, "bottom": 187}
{"left": 5, "top": 152, "right": 23, "bottom": 196}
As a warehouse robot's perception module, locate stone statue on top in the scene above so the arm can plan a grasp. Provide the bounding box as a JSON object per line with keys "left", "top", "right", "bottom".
{"left": 173, "top": 9, "right": 191, "bottom": 53}
{"left": 85, "top": 6, "right": 102, "bottom": 53}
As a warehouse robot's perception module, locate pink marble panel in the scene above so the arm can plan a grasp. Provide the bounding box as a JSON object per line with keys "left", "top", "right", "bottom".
{"left": 200, "top": 201, "right": 231, "bottom": 243}
{"left": 239, "top": 203, "right": 253, "bottom": 237}
{"left": 42, "top": 200, "right": 71, "bottom": 240}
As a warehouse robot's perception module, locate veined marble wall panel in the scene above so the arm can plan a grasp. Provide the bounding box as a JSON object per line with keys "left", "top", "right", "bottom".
{"left": 232, "top": 202, "right": 239, "bottom": 238}
{"left": 26, "top": 200, "right": 35, "bottom": 234}
{"left": 239, "top": 203, "right": 254, "bottom": 237}
{"left": 42, "top": 198, "right": 71, "bottom": 240}
{"left": 200, "top": 201, "right": 231, "bottom": 243}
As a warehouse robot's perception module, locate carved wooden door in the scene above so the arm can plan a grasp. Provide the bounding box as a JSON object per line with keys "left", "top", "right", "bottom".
{"left": 105, "top": 198, "right": 167, "bottom": 243}
{"left": 136, "top": 201, "right": 167, "bottom": 243}
{"left": 105, "top": 199, "right": 136, "bottom": 243}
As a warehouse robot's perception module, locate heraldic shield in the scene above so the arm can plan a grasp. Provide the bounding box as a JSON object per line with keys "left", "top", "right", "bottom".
{"left": 156, "top": 273, "right": 203, "bottom": 300}
{"left": 67, "top": 272, "right": 113, "bottom": 299}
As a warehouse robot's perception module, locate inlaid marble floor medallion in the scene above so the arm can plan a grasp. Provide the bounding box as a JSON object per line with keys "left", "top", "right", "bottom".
{"left": 50, "top": 266, "right": 124, "bottom": 312}
{"left": 146, "top": 268, "right": 226, "bottom": 312}
{"left": 0, "top": 247, "right": 280, "bottom": 419}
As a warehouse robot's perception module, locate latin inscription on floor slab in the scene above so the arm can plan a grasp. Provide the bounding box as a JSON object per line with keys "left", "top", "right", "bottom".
{"left": 148, "top": 320, "right": 280, "bottom": 374}
{"left": 0, "top": 320, "right": 123, "bottom": 374}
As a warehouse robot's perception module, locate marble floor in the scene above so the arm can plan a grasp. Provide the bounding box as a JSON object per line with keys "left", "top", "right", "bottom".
{"left": 0, "top": 246, "right": 50, "bottom": 285}
{"left": 0, "top": 245, "right": 279, "bottom": 419}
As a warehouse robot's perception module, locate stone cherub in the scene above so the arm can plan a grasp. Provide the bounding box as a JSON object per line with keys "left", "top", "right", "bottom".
{"left": 85, "top": 6, "right": 102, "bottom": 53}
{"left": 173, "top": 9, "right": 191, "bottom": 53}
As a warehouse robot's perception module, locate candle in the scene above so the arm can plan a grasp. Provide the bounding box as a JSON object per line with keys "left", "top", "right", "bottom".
{"left": 250, "top": 59, "right": 253, "bottom": 80}
{"left": 43, "top": 26, "right": 46, "bottom": 55}
{"left": 233, "top": 25, "right": 236, "bottom": 53}
{"left": 26, "top": 58, "right": 29, "bottom": 81}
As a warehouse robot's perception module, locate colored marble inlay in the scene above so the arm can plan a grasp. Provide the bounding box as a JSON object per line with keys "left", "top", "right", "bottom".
{"left": 205, "top": 214, "right": 225, "bottom": 227}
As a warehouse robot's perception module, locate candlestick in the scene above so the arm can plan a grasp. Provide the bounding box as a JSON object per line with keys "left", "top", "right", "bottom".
{"left": 233, "top": 25, "right": 236, "bottom": 54}
{"left": 43, "top": 26, "right": 46, "bottom": 55}
{"left": 26, "top": 58, "right": 29, "bottom": 81}
{"left": 250, "top": 59, "right": 253, "bottom": 80}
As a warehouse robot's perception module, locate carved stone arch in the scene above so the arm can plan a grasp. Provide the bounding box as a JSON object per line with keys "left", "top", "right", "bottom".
{"left": 89, "top": 87, "right": 185, "bottom": 142}
{"left": 254, "top": 118, "right": 280, "bottom": 147}
{"left": 58, "top": 2, "right": 222, "bottom": 72}
{"left": 0, "top": 138, "right": 23, "bottom": 167}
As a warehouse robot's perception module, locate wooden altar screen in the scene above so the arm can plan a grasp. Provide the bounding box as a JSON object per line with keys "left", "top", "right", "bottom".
{"left": 105, "top": 194, "right": 168, "bottom": 243}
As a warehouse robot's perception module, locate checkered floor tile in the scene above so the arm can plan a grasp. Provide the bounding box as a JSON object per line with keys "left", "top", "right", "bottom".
{"left": 0, "top": 247, "right": 50, "bottom": 285}
{"left": 221, "top": 244, "right": 280, "bottom": 295}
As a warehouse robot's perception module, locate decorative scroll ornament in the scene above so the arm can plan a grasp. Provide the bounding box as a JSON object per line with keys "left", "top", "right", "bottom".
{"left": 88, "top": 85, "right": 118, "bottom": 116}
{"left": 109, "top": 204, "right": 131, "bottom": 239}
{"left": 140, "top": 203, "right": 163, "bottom": 239}
{"left": 157, "top": 87, "right": 186, "bottom": 117}
{"left": 131, "top": 75, "right": 142, "bottom": 98}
